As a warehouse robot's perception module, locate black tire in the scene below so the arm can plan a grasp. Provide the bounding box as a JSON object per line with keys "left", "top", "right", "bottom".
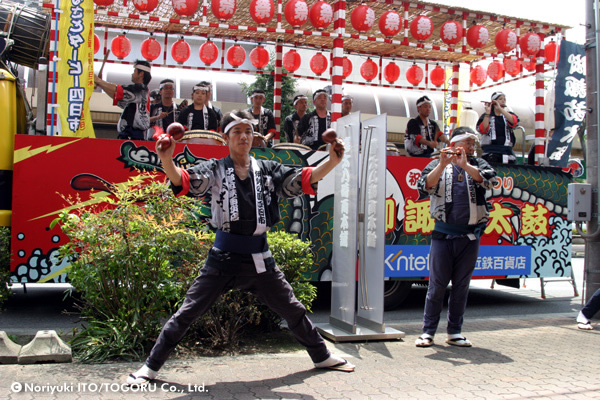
{"left": 384, "top": 281, "right": 412, "bottom": 310}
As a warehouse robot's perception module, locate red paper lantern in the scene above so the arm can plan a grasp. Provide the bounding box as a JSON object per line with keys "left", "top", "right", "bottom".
{"left": 406, "top": 64, "right": 423, "bottom": 86}
{"left": 310, "top": 52, "right": 328, "bottom": 75}
{"left": 133, "top": 0, "right": 159, "bottom": 13}
{"left": 93, "top": 33, "right": 100, "bottom": 55}
{"left": 93, "top": 0, "right": 114, "bottom": 7}
{"left": 430, "top": 65, "right": 445, "bottom": 87}
{"left": 141, "top": 37, "right": 161, "bottom": 62}
{"left": 172, "top": 0, "right": 199, "bottom": 17}
{"left": 227, "top": 44, "right": 246, "bottom": 67}
{"left": 110, "top": 34, "right": 131, "bottom": 60}
{"left": 284, "top": 0, "right": 308, "bottom": 27}
{"left": 309, "top": 1, "right": 333, "bottom": 30}
{"left": 524, "top": 58, "right": 537, "bottom": 72}
{"left": 379, "top": 10, "right": 402, "bottom": 38}
{"left": 495, "top": 28, "right": 517, "bottom": 53}
{"left": 351, "top": 3, "right": 375, "bottom": 33}
{"left": 171, "top": 39, "right": 191, "bottom": 64}
{"left": 470, "top": 65, "right": 487, "bottom": 86}
{"left": 250, "top": 45, "right": 269, "bottom": 69}
{"left": 410, "top": 15, "right": 433, "bottom": 41}
{"left": 211, "top": 0, "right": 236, "bottom": 21}
{"left": 360, "top": 58, "right": 378, "bottom": 81}
{"left": 383, "top": 62, "right": 400, "bottom": 83}
{"left": 487, "top": 60, "right": 505, "bottom": 81}
{"left": 504, "top": 58, "right": 521, "bottom": 77}
{"left": 342, "top": 57, "right": 352, "bottom": 78}
{"left": 545, "top": 40, "right": 560, "bottom": 63}
{"left": 440, "top": 20, "right": 463, "bottom": 46}
{"left": 467, "top": 24, "right": 489, "bottom": 49}
{"left": 283, "top": 50, "right": 301, "bottom": 72}
{"left": 520, "top": 32, "right": 541, "bottom": 57}
{"left": 250, "top": 0, "right": 275, "bottom": 25}
{"left": 199, "top": 41, "right": 219, "bottom": 65}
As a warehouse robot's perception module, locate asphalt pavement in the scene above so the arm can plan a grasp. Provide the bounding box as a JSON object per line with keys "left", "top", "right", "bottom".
{"left": 0, "top": 258, "right": 598, "bottom": 399}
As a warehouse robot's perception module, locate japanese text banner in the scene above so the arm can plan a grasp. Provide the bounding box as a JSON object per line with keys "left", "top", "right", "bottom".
{"left": 547, "top": 40, "right": 585, "bottom": 166}
{"left": 57, "top": 0, "right": 95, "bottom": 138}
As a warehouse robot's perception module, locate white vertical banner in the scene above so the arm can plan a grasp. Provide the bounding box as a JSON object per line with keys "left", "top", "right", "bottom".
{"left": 357, "top": 114, "right": 387, "bottom": 332}
{"left": 330, "top": 112, "right": 361, "bottom": 333}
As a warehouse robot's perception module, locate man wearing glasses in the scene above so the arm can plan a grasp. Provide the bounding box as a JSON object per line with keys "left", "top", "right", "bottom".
{"left": 415, "top": 127, "right": 496, "bottom": 348}
{"left": 149, "top": 79, "right": 187, "bottom": 134}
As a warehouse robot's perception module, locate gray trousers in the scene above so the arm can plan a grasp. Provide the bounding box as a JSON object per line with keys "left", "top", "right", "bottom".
{"left": 422, "top": 236, "right": 480, "bottom": 336}
{"left": 145, "top": 257, "right": 330, "bottom": 371}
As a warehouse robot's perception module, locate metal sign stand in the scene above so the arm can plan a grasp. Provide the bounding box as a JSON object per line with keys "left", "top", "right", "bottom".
{"left": 316, "top": 113, "right": 405, "bottom": 342}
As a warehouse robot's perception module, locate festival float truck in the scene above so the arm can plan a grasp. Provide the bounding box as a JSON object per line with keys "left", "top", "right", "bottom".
{"left": 0, "top": 0, "right": 582, "bottom": 309}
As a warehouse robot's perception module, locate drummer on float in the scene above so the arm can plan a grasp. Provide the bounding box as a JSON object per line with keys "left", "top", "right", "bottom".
{"left": 177, "top": 83, "right": 219, "bottom": 132}
{"left": 297, "top": 89, "right": 331, "bottom": 150}
{"left": 198, "top": 80, "right": 223, "bottom": 129}
{"left": 149, "top": 79, "right": 187, "bottom": 136}
{"left": 404, "top": 95, "right": 449, "bottom": 157}
{"left": 283, "top": 94, "right": 308, "bottom": 143}
{"left": 246, "top": 89, "right": 277, "bottom": 146}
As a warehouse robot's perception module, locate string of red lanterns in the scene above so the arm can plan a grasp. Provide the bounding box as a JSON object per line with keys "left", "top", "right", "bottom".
{"left": 96, "top": 2, "right": 559, "bottom": 87}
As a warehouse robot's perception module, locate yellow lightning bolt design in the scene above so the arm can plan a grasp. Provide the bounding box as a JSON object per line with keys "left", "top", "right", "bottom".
{"left": 14, "top": 139, "right": 84, "bottom": 164}
{"left": 30, "top": 180, "right": 132, "bottom": 221}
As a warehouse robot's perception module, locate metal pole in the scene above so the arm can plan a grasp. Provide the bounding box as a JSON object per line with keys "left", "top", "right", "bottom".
{"left": 584, "top": 0, "right": 600, "bottom": 302}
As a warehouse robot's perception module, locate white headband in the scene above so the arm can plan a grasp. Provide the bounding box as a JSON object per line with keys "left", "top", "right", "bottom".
{"left": 293, "top": 95, "right": 308, "bottom": 105}
{"left": 450, "top": 132, "right": 479, "bottom": 144}
{"left": 251, "top": 92, "right": 266, "bottom": 99}
{"left": 416, "top": 98, "right": 432, "bottom": 107}
{"left": 159, "top": 82, "right": 174, "bottom": 89}
{"left": 313, "top": 91, "right": 328, "bottom": 100}
{"left": 491, "top": 92, "right": 505, "bottom": 100}
{"left": 342, "top": 95, "right": 353, "bottom": 102}
{"left": 224, "top": 114, "right": 258, "bottom": 134}
{"left": 193, "top": 85, "right": 209, "bottom": 92}
{"left": 134, "top": 64, "right": 151, "bottom": 73}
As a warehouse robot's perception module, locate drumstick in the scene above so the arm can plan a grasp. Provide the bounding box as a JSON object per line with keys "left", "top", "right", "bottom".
{"left": 94, "top": 49, "right": 110, "bottom": 89}
{"left": 98, "top": 49, "right": 110, "bottom": 78}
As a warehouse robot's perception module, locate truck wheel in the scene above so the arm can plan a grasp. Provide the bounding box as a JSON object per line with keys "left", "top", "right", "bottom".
{"left": 384, "top": 281, "right": 412, "bottom": 310}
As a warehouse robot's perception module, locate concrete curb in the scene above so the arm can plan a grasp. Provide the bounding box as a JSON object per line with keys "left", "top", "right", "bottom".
{"left": 17, "top": 330, "right": 72, "bottom": 364}
{"left": 0, "top": 331, "right": 22, "bottom": 364}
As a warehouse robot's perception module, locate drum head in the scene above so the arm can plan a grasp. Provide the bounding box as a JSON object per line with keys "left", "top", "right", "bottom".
{"left": 387, "top": 143, "right": 400, "bottom": 156}
{"left": 179, "top": 130, "right": 226, "bottom": 146}
{"left": 272, "top": 143, "right": 311, "bottom": 151}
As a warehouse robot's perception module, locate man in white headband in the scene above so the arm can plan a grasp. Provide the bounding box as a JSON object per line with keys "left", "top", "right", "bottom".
{"left": 414, "top": 126, "right": 496, "bottom": 349}
{"left": 404, "top": 95, "right": 450, "bottom": 157}
{"left": 298, "top": 89, "right": 331, "bottom": 150}
{"left": 283, "top": 94, "right": 308, "bottom": 143}
{"left": 477, "top": 91, "right": 520, "bottom": 164}
{"left": 247, "top": 88, "right": 277, "bottom": 146}
{"left": 176, "top": 83, "right": 219, "bottom": 131}
{"left": 199, "top": 80, "right": 223, "bottom": 127}
{"left": 149, "top": 79, "right": 187, "bottom": 137}
{"left": 127, "top": 110, "right": 354, "bottom": 387}
{"left": 94, "top": 60, "right": 152, "bottom": 140}
{"left": 341, "top": 95, "right": 353, "bottom": 117}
